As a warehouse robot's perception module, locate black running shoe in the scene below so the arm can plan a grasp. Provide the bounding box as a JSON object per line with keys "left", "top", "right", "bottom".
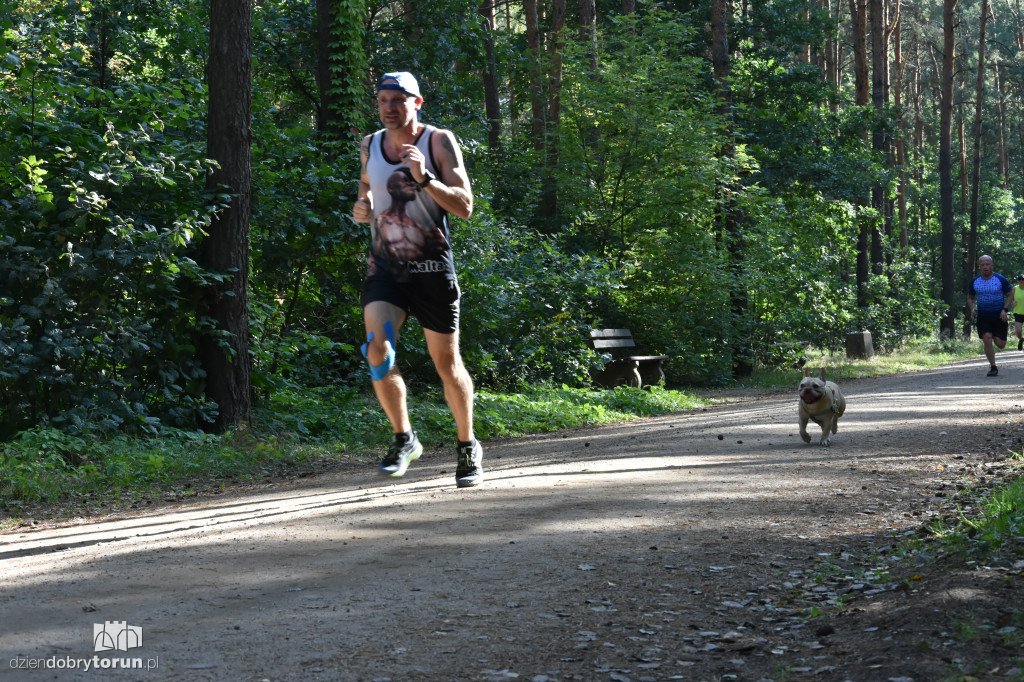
{"left": 1018, "top": 338, "right": 1022, "bottom": 351}
{"left": 987, "top": 366, "right": 999, "bottom": 377}
{"left": 455, "top": 440, "right": 483, "bottom": 488}
{"left": 378, "top": 433, "right": 423, "bottom": 477}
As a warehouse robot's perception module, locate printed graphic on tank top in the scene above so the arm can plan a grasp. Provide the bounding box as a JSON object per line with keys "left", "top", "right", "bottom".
{"left": 366, "top": 125, "right": 455, "bottom": 283}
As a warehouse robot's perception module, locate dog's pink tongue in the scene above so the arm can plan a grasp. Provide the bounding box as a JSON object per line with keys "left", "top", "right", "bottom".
{"left": 801, "top": 393, "right": 816, "bottom": 403}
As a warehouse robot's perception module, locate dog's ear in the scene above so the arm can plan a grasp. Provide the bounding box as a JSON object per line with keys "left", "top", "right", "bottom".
{"left": 802, "top": 367, "right": 811, "bottom": 378}
{"left": 818, "top": 367, "right": 827, "bottom": 380}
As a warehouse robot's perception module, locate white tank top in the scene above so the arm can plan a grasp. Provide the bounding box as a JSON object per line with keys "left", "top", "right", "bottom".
{"left": 365, "top": 125, "right": 454, "bottom": 282}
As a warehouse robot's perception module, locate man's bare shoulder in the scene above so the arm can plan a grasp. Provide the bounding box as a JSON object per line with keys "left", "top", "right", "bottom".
{"left": 429, "top": 128, "right": 463, "bottom": 159}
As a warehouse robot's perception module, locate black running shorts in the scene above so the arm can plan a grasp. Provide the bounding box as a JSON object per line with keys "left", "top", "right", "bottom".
{"left": 361, "top": 274, "right": 461, "bottom": 334}
{"left": 976, "top": 312, "right": 1008, "bottom": 341}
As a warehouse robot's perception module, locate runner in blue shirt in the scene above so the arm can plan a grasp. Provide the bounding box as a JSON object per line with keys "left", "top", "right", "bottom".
{"left": 967, "top": 254, "right": 1014, "bottom": 376}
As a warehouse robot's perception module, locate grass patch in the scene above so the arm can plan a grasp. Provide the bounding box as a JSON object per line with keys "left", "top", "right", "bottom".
{"left": 926, "top": 454, "right": 1024, "bottom": 563}
{"left": 741, "top": 335, "right": 980, "bottom": 390}
{"left": 0, "top": 384, "right": 704, "bottom": 514}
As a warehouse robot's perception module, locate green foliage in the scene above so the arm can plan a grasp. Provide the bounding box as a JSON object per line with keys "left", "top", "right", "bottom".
{"left": 473, "top": 384, "right": 704, "bottom": 437}
{"left": 952, "top": 477, "right": 1024, "bottom": 554}
{"left": 0, "top": 426, "right": 281, "bottom": 504}
{"left": 360, "top": 0, "right": 489, "bottom": 139}
{"left": 857, "top": 253, "right": 942, "bottom": 351}
{"left": 247, "top": 129, "right": 364, "bottom": 392}
{"left": 0, "top": 12, "right": 223, "bottom": 435}
{"left": 550, "top": 10, "right": 748, "bottom": 384}
{"left": 0, "top": 383, "right": 705, "bottom": 505}
{"left": 326, "top": 0, "right": 370, "bottom": 138}
{"left": 557, "top": 11, "right": 725, "bottom": 263}
{"left": 742, "top": 197, "right": 858, "bottom": 363}
{"left": 454, "top": 206, "right": 619, "bottom": 389}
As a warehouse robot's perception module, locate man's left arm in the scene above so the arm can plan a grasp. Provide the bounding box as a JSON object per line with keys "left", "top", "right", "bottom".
{"left": 424, "top": 129, "right": 473, "bottom": 219}
{"left": 1005, "top": 282, "right": 1015, "bottom": 316}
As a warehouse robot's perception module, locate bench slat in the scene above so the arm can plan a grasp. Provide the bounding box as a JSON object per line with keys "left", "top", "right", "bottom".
{"left": 590, "top": 329, "right": 633, "bottom": 339}
{"left": 593, "top": 339, "right": 636, "bottom": 350}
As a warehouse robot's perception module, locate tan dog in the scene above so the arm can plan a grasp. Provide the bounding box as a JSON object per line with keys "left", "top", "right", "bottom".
{"left": 798, "top": 367, "right": 846, "bottom": 446}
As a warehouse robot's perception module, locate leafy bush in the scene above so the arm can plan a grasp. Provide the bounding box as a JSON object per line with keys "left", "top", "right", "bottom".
{"left": 0, "top": 19, "right": 223, "bottom": 436}
{"left": 453, "top": 206, "right": 619, "bottom": 389}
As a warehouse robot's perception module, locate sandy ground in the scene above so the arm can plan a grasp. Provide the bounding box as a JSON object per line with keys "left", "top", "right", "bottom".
{"left": 2, "top": 353, "right": 1024, "bottom": 682}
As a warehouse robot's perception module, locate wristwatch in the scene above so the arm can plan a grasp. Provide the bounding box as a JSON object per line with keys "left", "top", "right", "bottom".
{"left": 415, "top": 170, "right": 436, "bottom": 190}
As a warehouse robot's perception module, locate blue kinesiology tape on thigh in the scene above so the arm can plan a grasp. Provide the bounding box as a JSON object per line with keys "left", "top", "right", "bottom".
{"left": 361, "top": 320, "right": 396, "bottom": 381}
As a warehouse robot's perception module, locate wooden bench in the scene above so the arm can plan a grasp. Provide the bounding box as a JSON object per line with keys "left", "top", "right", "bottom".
{"left": 588, "top": 328, "right": 669, "bottom": 389}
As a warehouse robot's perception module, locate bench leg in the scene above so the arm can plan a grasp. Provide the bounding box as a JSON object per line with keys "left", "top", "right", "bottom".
{"left": 637, "top": 362, "right": 665, "bottom": 388}
{"left": 626, "top": 363, "right": 641, "bottom": 388}
{"left": 593, "top": 360, "right": 641, "bottom": 388}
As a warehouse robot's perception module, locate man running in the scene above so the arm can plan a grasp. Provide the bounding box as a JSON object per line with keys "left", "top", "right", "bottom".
{"left": 351, "top": 71, "right": 483, "bottom": 487}
{"left": 967, "top": 254, "right": 1014, "bottom": 377}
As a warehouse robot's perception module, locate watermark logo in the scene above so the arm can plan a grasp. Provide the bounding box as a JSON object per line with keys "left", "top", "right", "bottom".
{"left": 9, "top": 622, "right": 158, "bottom": 673}
{"left": 94, "top": 621, "right": 143, "bottom": 652}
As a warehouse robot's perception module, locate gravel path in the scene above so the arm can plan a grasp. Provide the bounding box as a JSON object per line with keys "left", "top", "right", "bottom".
{"left": 3, "top": 353, "right": 1024, "bottom": 681}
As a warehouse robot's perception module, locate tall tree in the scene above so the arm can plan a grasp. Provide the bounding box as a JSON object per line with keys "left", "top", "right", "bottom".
{"left": 850, "top": 0, "right": 871, "bottom": 306}
{"left": 993, "top": 59, "right": 1009, "bottom": 188}
{"left": 577, "top": 0, "right": 599, "bottom": 156}
{"left": 712, "top": 0, "right": 750, "bottom": 377}
{"left": 893, "top": 13, "right": 909, "bottom": 248}
{"left": 540, "top": 0, "right": 566, "bottom": 221}
{"left": 940, "top": 0, "right": 959, "bottom": 338}
{"left": 315, "top": 0, "right": 366, "bottom": 142}
{"left": 480, "top": 0, "right": 503, "bottom": 157}
{"left": 967, "top": 0, "right": 990, "bottom": 328}
{"left": 524, "top": 0, "right": 545, "bottom": 153}
{"left": 869, "top": 0, "right": 891, "bottom": 273}
{"left": 200, "top": 0, "right": 253, "bottom": 431}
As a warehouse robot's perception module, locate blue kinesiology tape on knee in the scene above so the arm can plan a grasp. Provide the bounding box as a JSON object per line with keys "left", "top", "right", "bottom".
{"left": 362, "top": 321, "right": 396, "bottom": 381}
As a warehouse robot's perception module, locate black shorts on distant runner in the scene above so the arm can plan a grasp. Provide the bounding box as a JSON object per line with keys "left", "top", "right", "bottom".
{"left": 976, "top": 312, "right": 1008, "bottom": 341}
{"left": 1014, "top": 313, "right": 1024, "bottom": 324}
{"left": 361, "top": 274, "right": 461, "bottom": 334}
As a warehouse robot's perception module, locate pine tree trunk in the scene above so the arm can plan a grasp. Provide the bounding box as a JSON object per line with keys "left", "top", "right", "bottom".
{"left": 940, "top": 0, "right": 959, "bottom": 339}
{"left": 967, "top": 0, "right": 989, "bottom": 334}
{"left": 893, "top": 13, "right": 908, "bottom": 248}
{"left": 201, "top": 0, "right": 253, "bottom": 432}
{"left": 479, "top": 0, "right": 503, "bottom": 157}
{"left": 993, "top": 60, "right": 1009, "bottom": 188}
{"left": 524, "top": 0, "right": 545, "bottom": 153}
{"left": 914, "top": 41, "right": 925, "bottom": 241}
{"left": 869, "top": 0, "right": 889, "bottom": 273}
{"left": 315, "top": 0, "right": 336, "bottom": 136}
{"left": 712, "top": 0, "right": 750, "bottom": 378}
{"left": 850, "top": 0, "right": 871, "bottom": 307}
{"left": 538, "top": 0, "right": 566, "bottom": 224}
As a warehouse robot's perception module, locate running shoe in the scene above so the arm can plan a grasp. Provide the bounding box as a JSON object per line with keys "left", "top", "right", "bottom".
{"left": 455, "top": 440, "right": 484, "bottom": 488}
{"left": 987, "top": 366, "right": 999, "bottom": 377}
{"left": 378, "top": 433, "right": 423, "bottom": 477}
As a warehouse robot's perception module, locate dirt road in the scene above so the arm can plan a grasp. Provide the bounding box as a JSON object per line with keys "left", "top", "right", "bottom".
{"left": 3, "top": 355, "right": 1023, "bottom": 681}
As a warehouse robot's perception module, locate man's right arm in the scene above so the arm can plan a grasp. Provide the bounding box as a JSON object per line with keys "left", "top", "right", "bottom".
{"left": 353, "top": 135, "right": 373, "bottom": 224}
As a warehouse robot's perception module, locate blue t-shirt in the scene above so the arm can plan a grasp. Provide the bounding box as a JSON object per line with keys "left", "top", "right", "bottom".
{"left": 970, "top": 273, "right": 1011, "bottom": 314}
